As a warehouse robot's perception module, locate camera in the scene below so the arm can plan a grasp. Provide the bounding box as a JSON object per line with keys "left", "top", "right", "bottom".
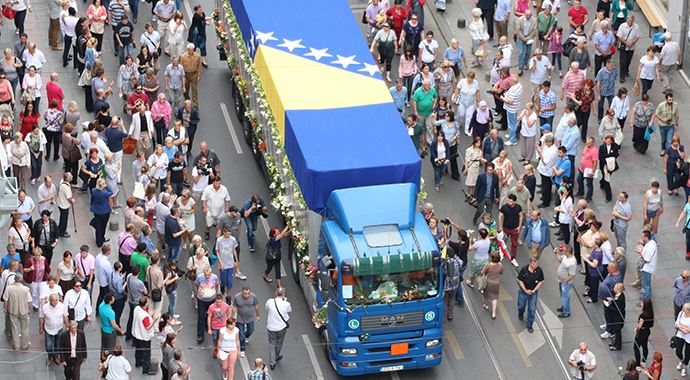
{"left": 196, "top": 163, "right": 211, "bottom": 176}
{"left": 441, "top": 218, "right": 451, "bottom": 225}
{"left": 577, "top": 361, "right": 585, "bottom": 371}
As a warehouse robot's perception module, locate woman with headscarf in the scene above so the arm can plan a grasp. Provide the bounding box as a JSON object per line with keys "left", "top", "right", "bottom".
{"left": 151, "top": 93, "right": 172, "bottom": 147}
{"left": 469, "top": 101, "right": 492, "bottom": 141}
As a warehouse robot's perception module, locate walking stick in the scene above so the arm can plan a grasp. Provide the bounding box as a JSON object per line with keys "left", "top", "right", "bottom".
{"left": 71, "top": 206, "right": 77, "bottom": 233}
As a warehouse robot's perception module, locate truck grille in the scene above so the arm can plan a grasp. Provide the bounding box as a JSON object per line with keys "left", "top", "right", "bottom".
{"left": 360, "top": 311, "right": 424, "bottom": 331}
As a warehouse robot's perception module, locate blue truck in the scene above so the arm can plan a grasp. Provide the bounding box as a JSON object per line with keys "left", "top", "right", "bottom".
{"left": 215, "top": 0, "right": 444, "bottom": 375}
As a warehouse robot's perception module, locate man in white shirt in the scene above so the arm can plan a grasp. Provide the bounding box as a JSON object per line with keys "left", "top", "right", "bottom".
{"left": 554, "top": 244, "right": 576, "bottom": 318}
{"left": 568, "top": 342, "right": 596, "bottom": 379}
{"left": 40, "top": 293, "right": 68, "bottom": 365}
{"left": 639, "top": 230, "right": 657, "bottom": 300}
{"left": 265, "top": 287, "right": 291, "bottom": 370}
{"left": 616, "top": 15, "right": 639, "bottom": 82}
{"left": 536, "top": 134, "right": 557, "bottom": 207}
{"left": 139, "top": 22, "right": 161, "bottom": 59}
{"left": 417, "top": 31, "right": 439, "bottom": 70}
{"left": 37, "top": 176, "right": 57, "bottom": 213}
{"left": 60, "top": 5, "right": 78, "bottom": 68}
{"left": 528, "top": 49, "right": 552, "bottom": 101}
{"left": 659, "top": 32, "right": 682, "bottom": 91}
{"left": 22, "top": 42, "right": 47, "bottom": 73}
{"left": 201, "top": 177, "right": 231, "bottom": 241}
{"left": 1, "top": 260, "right": 19, "bottom": 341}
{"left": 63, "top": 281, "right": 93, "bottom": 331}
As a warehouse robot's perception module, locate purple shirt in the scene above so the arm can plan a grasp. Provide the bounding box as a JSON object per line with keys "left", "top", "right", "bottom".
{"left": 74, "top": 253, "right": 96, "bottom": 282}
{"left": 117, "top": 232, "right": 137, "bottom": 256}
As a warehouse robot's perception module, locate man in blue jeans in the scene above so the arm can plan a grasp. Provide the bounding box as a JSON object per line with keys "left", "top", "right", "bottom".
{"left": 639, "top": 231, "right": 657, "bottom": 301}
{"left": 654, "top": 92, "right": 679, "bottom": 157}
{"left": 517, "top": 257, "right": 544, "bottom": 333}
{"left": 241, "top": 194, "right": 268, "bottom": 252}
{"left": 233, "top": 286, "right": 260, "bottom": 357}
{"left": 554, "top": 245, "right": 576, "bottom": 318}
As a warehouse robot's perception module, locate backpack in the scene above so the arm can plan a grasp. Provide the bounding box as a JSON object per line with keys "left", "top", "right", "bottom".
{"left": 444, "top": 258, "right": 460, "bottom": 289}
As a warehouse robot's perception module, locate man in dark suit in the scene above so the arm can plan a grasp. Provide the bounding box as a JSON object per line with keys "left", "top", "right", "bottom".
{"left": 473, "top": 162, "right": 501, "bottom": 224}
{"left": 482, "top": 128, "right": 505, "bottom": 163}
{"left": 59, "top": 321, "right": 87, "bottom": 380}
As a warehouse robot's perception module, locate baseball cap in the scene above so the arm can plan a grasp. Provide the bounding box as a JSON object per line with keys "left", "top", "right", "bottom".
{"left": 541, "top": 124, "right": 552, "bottom": 131}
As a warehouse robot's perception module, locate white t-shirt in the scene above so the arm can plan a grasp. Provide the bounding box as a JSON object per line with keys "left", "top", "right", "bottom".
{"left": 265, "top": 297, "right": 292, "bottom": 332}
{"left": 201, "top": 185, "right": 231, "bottom": 217}
{"left": 639, "top": 55, "right": 659, "bottom": 80}
{"left": 520, "top": 112, "right": 538, "bottom": 137}
{"left": 529, "top": 56, "right": 552, "bottom": 85}
{"left": 641, "top": 240, "right": 657, "bottom": 273}
{"left": 456, "top": 78, "right": 479, "bottom": 107}
{"left": 418, "top": 39, "right": 439, "bottom": 64}
{"left": 218, "top": 326, "right": 239, "bottom": 355}
{"left": 140, "top": 31, "right": 161, "bottom": 53}
{"left": 677, "top": 312, "right": 690, "bottom": 343}
{"left": 105, "top": 355, "right": 132, "bottom": 380}
{"left": 537, "top": 144, "right": 558, "bottom": 177}
{"left": 191, "top": 166, "right": 208, "bottom": 192}
{"left": 557, "top": 196, "right": 573, "bottom": 224}
{"left": 601, "top": 240, "right": 613, "bottom": 265}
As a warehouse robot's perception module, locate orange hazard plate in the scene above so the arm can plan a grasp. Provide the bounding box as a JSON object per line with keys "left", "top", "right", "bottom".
{"left": 391, "top": 343, "right": 409, "bottom": 356}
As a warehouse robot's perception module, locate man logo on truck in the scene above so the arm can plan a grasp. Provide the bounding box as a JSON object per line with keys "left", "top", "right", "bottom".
{"left": 380, "top": 315, "right": 405, "bottom": 327}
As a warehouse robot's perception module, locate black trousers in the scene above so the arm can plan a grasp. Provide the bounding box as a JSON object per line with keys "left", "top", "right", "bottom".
{"left": 634, "top": 328, "right": 650, "bottom": 365}
{"left": 126, "top": 302, "right": 136, "bottom": 340}
{"left": 133, "top": 337, "right": 152, "bottom": 371}
{"left": 44, "top": 129, "right": 61, "bottom": 160}
{"left": 96, "top": 285, "right": 109, "bottom": 314}
{"left": 449, "top": 144, "right": 460, "bottom": 179}
{"left": 64, "top": 357, "right": 82, "bottom": 380}
{"left": 540, "top": 174, "right": 552, "bottom": 205}
{"left": 64, "top": 159, "right": 80, "bottom": 184}
{"left": 494, "top": 94, "right": 507, "bottom": 129}
{"left": 600, "top": 178, "right": 613, "bottom": 201}
{"left": 91, "top": 212, "right": 110, "bottom": 248}
{"left": 62, "top": 34, "right": 73, "bottom": 67}
{"left": 480, "top": 7, "right": 495, "bottom": 39}
{"left": 39, "top": 244, "right": 54, "bottom": 265}
{"left": 119, "top": 252, "right": 132, "bottom": 274}
{"left": 58, "top": 207, "right": 70, "bottom": 236}
{"left": 112, "top": 296, "right": 125, "bottom": 326}
{"left": 586, "top": 273, "right": 601, "bottom": 302}
{"left": 619, "top": 49, "right": 635, "bottom": 79}
{"left": 187, "top": 124, "right": 197, "bottom": 152}
{"left": 576, "top": 110, "right": 591, "bottom": 142}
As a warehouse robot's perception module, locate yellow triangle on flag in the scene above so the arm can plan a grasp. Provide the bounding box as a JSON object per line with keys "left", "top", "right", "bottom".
{"left": 253, "top": 45, "right": 393, "bottom": 142}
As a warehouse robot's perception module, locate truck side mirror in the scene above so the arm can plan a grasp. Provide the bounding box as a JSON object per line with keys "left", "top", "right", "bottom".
{"left": 319, "top": 272, "right": 331, "bottom": 292}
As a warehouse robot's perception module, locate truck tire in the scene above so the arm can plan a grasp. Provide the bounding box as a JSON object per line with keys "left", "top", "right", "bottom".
{"left": 320, "top": 329, "right": 336, "bottom": 369}
{"left": 288, "top": 237, "right": 301, "bottom": 284}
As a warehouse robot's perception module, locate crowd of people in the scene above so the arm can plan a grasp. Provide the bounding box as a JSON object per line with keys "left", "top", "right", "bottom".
{"left": 365, "top": 0, "right": 687, "bottom": 378}
{"left": 0, "top": 0, "right": 291, "bottom": 378}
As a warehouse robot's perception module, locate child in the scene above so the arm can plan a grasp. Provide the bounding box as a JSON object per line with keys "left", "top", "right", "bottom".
{"left": 549, "top": 26, "right": 564, "bottom": 77}
{"left": 144, "top": 183, "right": 158, "bottom": 227}
{"left": 131, "top": 151, "right": 146, "bottom": 180}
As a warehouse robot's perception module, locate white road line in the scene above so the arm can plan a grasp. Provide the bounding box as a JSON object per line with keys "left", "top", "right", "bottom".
{"left": 462, "top": 283, "right": 506, "bottom": 380}
{"left": 219, "top": 102, "right": 244, "bottom": 155}
{"left": 302, "top": 334, "right": 325, "bottom": 380}
{"left": 239, "top": 354, "right": 251, "bottom": 378}
{"left": 260, "top": 216, "right": 287, "bottom": 275}
{"left": 182, "top": 0, "right": 194, "bottom": 22}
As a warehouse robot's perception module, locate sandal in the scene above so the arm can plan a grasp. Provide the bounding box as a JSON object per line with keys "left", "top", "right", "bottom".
{"left": 465, "top": 280, "right": 475, "bottom": 288}
{"left": 482, "top": 304, "right": 489, "bottom": 310}
{"left": 263, "top": 275, "right": 273, "bottom": 283}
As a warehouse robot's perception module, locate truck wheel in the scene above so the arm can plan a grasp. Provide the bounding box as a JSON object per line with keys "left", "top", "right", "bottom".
{"left": 288, "top": 238, "right": 301, "bottom": 284}
{"left": 320, "top": 329, "right": 335, "bottom": 369}
{"left": 231, "top": 79, "right": 241, "bottom": 115}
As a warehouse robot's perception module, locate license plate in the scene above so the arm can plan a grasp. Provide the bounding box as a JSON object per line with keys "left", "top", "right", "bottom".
{"left": 380, "top": 365, "right": 404, "bottom": 372}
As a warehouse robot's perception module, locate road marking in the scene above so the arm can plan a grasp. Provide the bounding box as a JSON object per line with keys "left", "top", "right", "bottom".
{"left": 443, "top": 330, "right": 464, "bottom": 360}
{"left": 498, "top": 285, "right": 513, "bottom": 301}
{"left": 462, "top": 284, "right": 506, "bottom": 379}
{"left": 219, "top": 102, "right": 244, "bottom": 155}
{"left": 302, "top": 334, "right": 325, "bottom": 380}
{"left": 238, "top": 355, "right": 251, "bottom": 378}
{"left": 260, "top": 216, "right": 287, "bottom": 278}
{"left": 534, "top": 305, "right": 572, "bottom": 379}
{"left": 539, "top": 299, "right": 563, "bottom": 349}
{"left": 496, "top": 302, "right": 532, "bottom": 367}
{"left": 517, "top": 324, "right": 545, "bottom": 356}
{"left": 182, "top": 0, "right": 194, "bottom": 22}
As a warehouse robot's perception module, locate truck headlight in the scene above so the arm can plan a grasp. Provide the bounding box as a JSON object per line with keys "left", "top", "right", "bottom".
{"left": 341, "top": 348, "right": 358, "bottom": 355}
{"left": 426, "top": 339, "right": 440, "bottom": 348}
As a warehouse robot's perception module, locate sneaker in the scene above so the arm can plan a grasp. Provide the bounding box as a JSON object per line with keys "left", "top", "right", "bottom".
{"left": 679, "top": 361, "right": 684, "bottom": 371}
{"left": 599, "top": 324, "right": 606, "bottom": 330}
{"left": 549, "top": 222, "right": 559, "bottom": 228}
{"left": 600, "top": 331, "right": 612, "bottom": 339}
{"left": 504, "top": 134, "right": 511, "bottom": 139}
{"left": 223, "top": 375, "right": 228, "bottom": 380}
{"left": 244, "top": 337, "right": 250, "bottom": 344}
{"left": 505, "top": 141, "right": 516, "bottom": 146}
{"left": 465, "top": 279, "right": 474, "bottom": 288}
{"left": 240, "top": 351, "right": 245, "bottom": 358}
{"left": 235, "top": 272, "right": 247, "bottom": 280}
{"left": 660, "top": 150, "right": 666, "bottom": 157}
{"left": 510, "top": 258, "right": 519, "bottom": 267}
{"left": 682, "top": 368, "right": 687, "bottom": 377}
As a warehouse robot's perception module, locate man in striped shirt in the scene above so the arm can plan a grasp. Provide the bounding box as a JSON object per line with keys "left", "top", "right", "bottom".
{"left": 561, "top": 62, "right": 585, "bottom": 101}
{"left": 108, "top": 0, "right": 130, "bottom": 57}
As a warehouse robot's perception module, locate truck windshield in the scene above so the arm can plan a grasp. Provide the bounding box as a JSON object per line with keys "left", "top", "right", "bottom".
{"left": 346, "top": 267, "right": 439, "bottom": 305}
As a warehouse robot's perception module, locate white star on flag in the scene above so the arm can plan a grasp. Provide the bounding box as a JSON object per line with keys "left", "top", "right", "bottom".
{"left": 304, "top": 47, "right": 332, "bottom": 61}
{"left": 331, "top": 55, "right": 360, "bottom": 69}
{"left": 358, "top": 62, "right": 380, "bottom": 76}
{"left": 255, "top": 31, "right": 278, "bottom": 44}
{"left": 277, "top": 38, "right": 305, "bottom": 52}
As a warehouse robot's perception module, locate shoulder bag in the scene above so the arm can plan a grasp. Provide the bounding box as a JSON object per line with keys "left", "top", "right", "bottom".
{"left": 148, "top": 266, "right": 162, "bottom": 302}
{"left": 671, "top": 312, "right": 686, "bottom": 348}
{"left": 67, "top": 291, "right": 82, "bottom": 321}
{"left": 682, "top": 217, "right": 690, "bottom": 234}
{"left": 273, "top": 298, "right": 289, "bottom": 329}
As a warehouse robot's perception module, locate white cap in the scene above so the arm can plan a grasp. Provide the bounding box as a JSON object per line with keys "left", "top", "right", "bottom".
{"left": 663, "top": 32, "right": 672, "bottom": 39}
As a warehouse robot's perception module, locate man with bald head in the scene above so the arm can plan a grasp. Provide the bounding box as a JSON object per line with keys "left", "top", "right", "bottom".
{"left": 412, "top": 79, "right": 438, "bottom": 157}
{"left": 568, "top": 342, "right": 596, "bottom": 379}
{"left": 40, "top": 293, "right": 68, "bottom": 365}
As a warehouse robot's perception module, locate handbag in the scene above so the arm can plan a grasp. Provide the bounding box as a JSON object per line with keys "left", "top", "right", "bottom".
{"left": 273, "top": 298, "right": 290, "bottom": 329}
{"left": 632, "top": 80, "right": 640, "bottom": 97}
{"left": 68, "top": 291, "right": 82, "bottom": 321}
{"left": 682, "top": 218, "right": 690, "bottom": 234}
{"left": 148, "top": 267, "right": 162, "bottom": 302}
{"left": 19, "top": 88, "right": 34, "bottom": 105}
{"left": 644, "top": 124, "right": 655, "bottom": 142}
{"left": 122, "top": 136, "right": 137, "bottom": 154}
{"left": 476, "top": 273, "right": 488, "bottom": 291}
{"left": 609, "top": 219, "right": 615, "bottom": 232}
{"left": 2, "top": 5, "right": 16, "bottom": 19}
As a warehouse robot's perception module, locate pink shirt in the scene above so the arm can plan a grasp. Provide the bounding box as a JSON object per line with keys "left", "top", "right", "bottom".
{"left": 578, "top": 145, "right": 598, "bottom": 172}
{"left": 117, "top": 232, "right": 138, "bottom": 256}
{"left": 207, "top": 302, "right": 231, "bottom": 330}
{"left": 398, "top": 56, "right": 417, "bottom": 77}
{"left": 46, "top": 82, "right": 64, "bottom": 110}
{"left": 561, "top": 70, "right": 585, "bottom": 98}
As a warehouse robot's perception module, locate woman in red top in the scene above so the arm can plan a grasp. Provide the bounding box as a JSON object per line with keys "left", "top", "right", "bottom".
{"left": 571, "top": 79, "right": 595, "bottom": 142}
{"left": 385, "top": 1, "right": 408, "bottom": 39}
{"left": 18, "top": 102, "right": 40, "bottom": 138}
{"left": 23, "top": 246, "right": 51, "bottom": 311}
{"left": 576, "top": 136, "right": 598, "bottom": 202}
{"left": 642, "top": 351, "right": 662, "bottom": 379}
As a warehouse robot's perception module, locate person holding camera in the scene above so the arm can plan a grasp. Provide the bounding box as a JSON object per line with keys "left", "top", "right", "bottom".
{"left": 241, "top": 194, "right": 269, "bottom": 253}
{"left": 568, "top": 342, "right": 597, "bottom": 379}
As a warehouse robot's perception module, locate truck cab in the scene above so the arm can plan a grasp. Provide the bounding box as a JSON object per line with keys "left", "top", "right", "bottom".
{"left": 316, "top": 183, "right": 443, "bottom": 375}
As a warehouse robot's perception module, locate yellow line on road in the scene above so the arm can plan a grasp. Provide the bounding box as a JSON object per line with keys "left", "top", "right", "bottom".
{"left": 443, "top": 330, "right": 464, "bottom": 360}
{"left": 497, "top": 302, "right": 532, "bottom": 367}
